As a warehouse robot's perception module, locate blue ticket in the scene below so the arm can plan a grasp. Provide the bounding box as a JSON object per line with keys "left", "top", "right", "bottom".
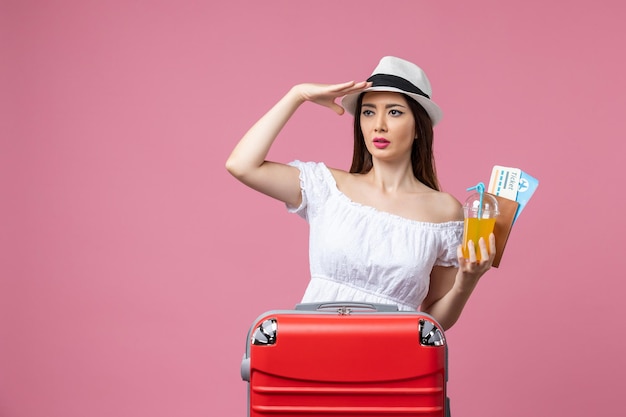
{"left": 488, "top": 165, "right": 539, "bottom": 224}
{"left": 514, "top": 170, "right": 539, "bottom": 223}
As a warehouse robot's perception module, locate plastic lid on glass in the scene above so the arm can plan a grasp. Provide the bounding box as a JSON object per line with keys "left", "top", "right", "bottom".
{"left": 463, "top": 182, "right": 499, "bottom": 219}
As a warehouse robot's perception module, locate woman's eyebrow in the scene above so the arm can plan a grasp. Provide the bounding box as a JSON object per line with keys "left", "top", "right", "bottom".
{"left": 361, "top": 103, "right": 407, "bottom": 109}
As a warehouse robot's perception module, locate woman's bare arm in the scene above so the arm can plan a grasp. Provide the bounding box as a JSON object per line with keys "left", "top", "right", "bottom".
{"left": 225, "top": 81, "right": 370, "bottom": 206}
{"left": 422, "top": 234, "right": 496, "bottom": 330}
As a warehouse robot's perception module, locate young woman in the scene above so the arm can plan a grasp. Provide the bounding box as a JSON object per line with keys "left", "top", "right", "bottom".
{"left": 226, "top": 56, "right": 495, "bottom": 330}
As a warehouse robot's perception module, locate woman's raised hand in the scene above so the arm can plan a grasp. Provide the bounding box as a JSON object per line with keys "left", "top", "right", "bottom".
{"left": 292, "top": 81, "right": 371, "bottom": 115}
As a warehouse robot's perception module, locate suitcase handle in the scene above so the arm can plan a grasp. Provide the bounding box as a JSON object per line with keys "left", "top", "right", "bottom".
{"left": 295, "top": 302, "right": 399, "bottom": 313}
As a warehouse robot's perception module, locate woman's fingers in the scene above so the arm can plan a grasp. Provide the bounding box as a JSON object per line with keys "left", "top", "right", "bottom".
{"left": 489, "top": 233, "right": 496, "bottom": 260}
{"left": 477, "top": 237, "right": 489, "bottom": 263}
{"left": 307, "top": 81, "right": 370, "bottom": 98}
{"left": 459, "top": 238, "right": 494, "bottom": 270}
{"left": 329, "top": 80, "right": 371, "bottom": 94}
{"left": 467, "top": 240, "right": 477, "bottom": 263}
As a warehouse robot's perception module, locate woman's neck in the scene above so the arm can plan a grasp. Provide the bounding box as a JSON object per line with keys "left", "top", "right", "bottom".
{"left": 366, "top": 160, "right": 421, "bottom": 193}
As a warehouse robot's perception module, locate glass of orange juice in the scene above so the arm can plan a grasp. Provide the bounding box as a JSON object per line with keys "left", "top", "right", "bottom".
{"left": 462, "top": 184, "right": 499, "bottom": 261}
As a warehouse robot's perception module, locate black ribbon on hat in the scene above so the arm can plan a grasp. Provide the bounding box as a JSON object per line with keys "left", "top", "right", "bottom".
{"left": 367, "top": 74, "right": 430, "bottom": 99}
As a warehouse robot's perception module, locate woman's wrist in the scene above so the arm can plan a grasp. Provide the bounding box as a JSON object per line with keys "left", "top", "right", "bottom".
{"left": 287, "top": 85, "right": 308, "bottom": 106}
{"left": 453, "top": 272, "right": 479, "bottom": 297}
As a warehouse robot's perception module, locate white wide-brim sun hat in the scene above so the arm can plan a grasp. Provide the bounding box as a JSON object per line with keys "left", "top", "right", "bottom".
{"left": 341, "top": 56, "right": 443, "bottom": 125}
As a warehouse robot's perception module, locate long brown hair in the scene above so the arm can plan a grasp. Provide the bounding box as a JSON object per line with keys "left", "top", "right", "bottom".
{"left": 349, "top": 93, "right": 441, "bottom": 191}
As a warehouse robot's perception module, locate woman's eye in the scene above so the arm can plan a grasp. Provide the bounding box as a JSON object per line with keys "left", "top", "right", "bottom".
{"left": 389, "top": 109, "right": 404, "bottom": 116}
{"left": 362, "top": 110, "right": 374, "bottom": 116}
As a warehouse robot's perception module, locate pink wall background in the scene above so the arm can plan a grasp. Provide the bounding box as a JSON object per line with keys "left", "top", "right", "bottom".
{"left": 2, "top": 1, "right": 625, "bottom": 416}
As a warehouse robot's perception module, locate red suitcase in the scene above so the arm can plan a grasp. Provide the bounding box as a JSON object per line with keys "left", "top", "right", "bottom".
{"left": 241, "top": 302, "right": 450, "bottom": 417}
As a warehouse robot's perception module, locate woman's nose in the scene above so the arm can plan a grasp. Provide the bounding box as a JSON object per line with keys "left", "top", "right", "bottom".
{"left": 374, "top": 115, "right": 387, "bottom": 132}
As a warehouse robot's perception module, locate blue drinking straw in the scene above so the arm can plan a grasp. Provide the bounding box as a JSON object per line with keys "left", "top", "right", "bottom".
{"left": 466, "top": 182, "right": 485, "bottom": 219}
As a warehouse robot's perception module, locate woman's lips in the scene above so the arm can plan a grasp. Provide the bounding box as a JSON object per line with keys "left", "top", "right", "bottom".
{"left": 373, "top": 137, "right": 390, "bottom": 149}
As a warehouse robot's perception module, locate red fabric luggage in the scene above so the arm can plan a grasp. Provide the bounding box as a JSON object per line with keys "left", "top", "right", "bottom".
{"left": 241, "top": 302, "right": 450, "bottom": 417}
